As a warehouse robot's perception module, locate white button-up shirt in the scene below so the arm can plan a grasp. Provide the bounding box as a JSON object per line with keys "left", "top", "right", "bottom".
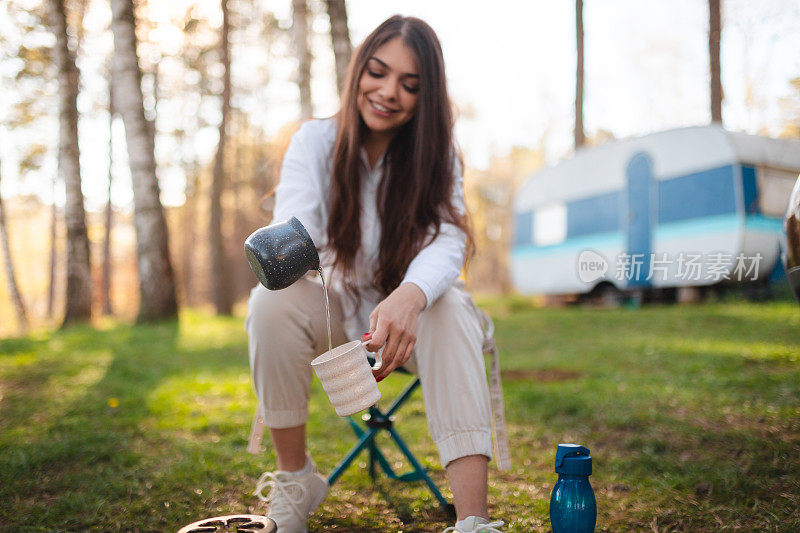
{"left": 271, "top": 117, "right": 467, "bottom": 339}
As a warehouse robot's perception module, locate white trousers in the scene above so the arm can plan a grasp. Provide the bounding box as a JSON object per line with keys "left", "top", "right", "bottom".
{"left": 245, "top": 277, "right": 493, "bottom": 467}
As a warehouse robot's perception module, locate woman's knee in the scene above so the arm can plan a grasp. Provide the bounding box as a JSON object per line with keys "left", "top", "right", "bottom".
{"left": 418, "top": 285, "right": 481, "bottom": 342}
{"left": 246, "top": 281, "right": 317, "bottom": 362}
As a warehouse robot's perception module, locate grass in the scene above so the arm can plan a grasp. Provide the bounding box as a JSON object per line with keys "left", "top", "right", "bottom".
{"left": 1, "top": 297, "right": 799, "bottom": 531}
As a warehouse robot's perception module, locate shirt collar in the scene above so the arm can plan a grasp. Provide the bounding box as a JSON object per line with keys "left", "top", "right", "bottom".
{"left": 359, "top": 147, "right": 386, "bottom": 176}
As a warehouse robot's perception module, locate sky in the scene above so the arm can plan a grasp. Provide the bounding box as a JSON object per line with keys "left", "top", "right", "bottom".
{"left": 1, "top": 0, "right": 799, "bottom": 210}
{"left": 324, "top": 0, "right": 800, "bottom": 165}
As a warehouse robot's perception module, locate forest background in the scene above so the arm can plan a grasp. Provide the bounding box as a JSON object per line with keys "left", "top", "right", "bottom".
{"left": 1, "top": 0, "right": 799, "bottom": 336}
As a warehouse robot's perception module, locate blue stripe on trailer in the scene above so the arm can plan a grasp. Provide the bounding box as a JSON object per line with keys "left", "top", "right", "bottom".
{"left": 567, "top": 191, "right": 622, "bottom": 238}
{"left": 741, "top": 165, "right": 759, "bottom": 215}
{"left": 745, "top": 214, "right": 783, "bottom": 233}
{"left": 657, "top": 165, "right": 737, "bottom": 224}
{"left": 652, "top": 213, "right": 741, "bottom": 240}
{"left": 511, "top": 166, "right": 780, "bottom": 255}
{"left": 511, "top": 231, "right": 623, "bottom": 257}
{"left": 512, "top": 213, "right": 783, "bottom": 259}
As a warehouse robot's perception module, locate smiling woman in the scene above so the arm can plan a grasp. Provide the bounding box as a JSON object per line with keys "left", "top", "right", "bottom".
{"left": 356, "top": 40, "right": 420, "bottom": 153}
{"left": 244, "top": 14, "right": 505, "bottom": 533}
{"left": 327, "top": 15, "right": 470, "bottom": 304}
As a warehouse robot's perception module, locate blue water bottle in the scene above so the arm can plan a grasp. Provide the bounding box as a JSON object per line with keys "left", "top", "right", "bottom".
{"left": 549, "top": 443, "right": 597, "bottom": 532}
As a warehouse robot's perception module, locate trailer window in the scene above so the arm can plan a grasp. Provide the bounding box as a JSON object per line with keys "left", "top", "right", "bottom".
{"left": 534, "top": 203, "right": 567, "bottom": 246}
{"left": 758, "top": 166, "right": 798, "bottom": 217}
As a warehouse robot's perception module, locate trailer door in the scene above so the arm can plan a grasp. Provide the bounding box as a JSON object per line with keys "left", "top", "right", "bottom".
{"left": 626, "top": 152, "right": 654, "bottom": 287}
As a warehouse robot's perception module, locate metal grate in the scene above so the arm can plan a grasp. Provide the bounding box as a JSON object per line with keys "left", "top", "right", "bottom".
{"left": 178, "top": 514, "right": 277, "bottom": 533}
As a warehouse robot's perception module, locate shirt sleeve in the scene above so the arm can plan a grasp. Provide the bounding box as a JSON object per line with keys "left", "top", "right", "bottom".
{"left": 271, "top": 122, "right": 327, "bottom": 249}
{"left": 401, "top": 156, "right": 467, "bottom": 309}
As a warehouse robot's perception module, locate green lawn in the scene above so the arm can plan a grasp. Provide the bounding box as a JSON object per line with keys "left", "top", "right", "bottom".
{"left": 1, "top": 298, "right": 798, "bottom": 531}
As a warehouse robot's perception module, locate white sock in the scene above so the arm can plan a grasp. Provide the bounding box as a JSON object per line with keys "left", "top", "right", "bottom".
{"left": 456, "top": 516, "right": 488, "bottom": 530}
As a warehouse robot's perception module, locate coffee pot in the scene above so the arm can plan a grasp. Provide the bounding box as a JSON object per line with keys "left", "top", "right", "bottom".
{"left": 244, "top": 216, "right": 320, "bottom": 290}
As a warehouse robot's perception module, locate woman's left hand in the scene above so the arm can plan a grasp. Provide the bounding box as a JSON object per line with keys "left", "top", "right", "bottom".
{"left": 364, "top": 282, "right": 427, "bottom": 382}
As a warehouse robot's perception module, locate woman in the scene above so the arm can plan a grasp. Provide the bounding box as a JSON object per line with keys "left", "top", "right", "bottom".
{"left": 246, "top": 15, "right": 505, "bottom": 533}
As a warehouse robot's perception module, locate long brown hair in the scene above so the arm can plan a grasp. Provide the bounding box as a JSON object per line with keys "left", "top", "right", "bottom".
{"left": 326, "top": 15, "right": 473, "bottom": 298}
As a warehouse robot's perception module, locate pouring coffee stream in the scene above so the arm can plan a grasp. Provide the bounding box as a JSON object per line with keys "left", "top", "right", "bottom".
{"left": 318, "top": 267, "right": 333, "bottom": 357}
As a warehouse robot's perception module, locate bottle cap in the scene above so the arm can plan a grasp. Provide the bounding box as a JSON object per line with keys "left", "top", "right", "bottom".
{"left": 554, "top": 443, "right": 592, "bottom": 476}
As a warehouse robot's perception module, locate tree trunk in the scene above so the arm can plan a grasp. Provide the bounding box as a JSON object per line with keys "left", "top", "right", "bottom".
{"left": 47, "top": 175, "right": 58, "bottom": 319}
{"left": 292, "top": 0, "right": 313, "bottom": 119}
{"left": 0, "top": 159, "right": 29, "bottom": 332}
{"left": 102, "top": 73, "right": 114, "bottom": 315}
{"left": 147, "top": 58, "right": 158, "bottom": 139}
{"left": 232, "top": 112, "right": 244, "bottom": 298}
{"left": 709, "top": 0, "right": 723, "bottom": 124}
{"left": 574, "top": 0, "right": 585, "bottom": 149}
{"left": 210, "top": 0, "right": 233, "bottom": 314}
{"left": 324, "top": 0, "right": 351, "bottom": 97}
{"left": 110, "top": 0, "right": 178, "bottom": 322}
{"left": 48, "top": 0, "right": 92, "bottom": 326}
{"left": 181, "top": 161, "right": 198, "bottom": 306}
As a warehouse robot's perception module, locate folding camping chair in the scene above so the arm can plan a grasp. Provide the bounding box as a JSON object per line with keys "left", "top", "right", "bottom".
{"left": 324, "top": 307, "right": 509, "bottom": 514}
{"left": 247, "top": 307, "right": 509, "bottom": 514}
{"left": 326, "top": 362, "right": 452, "bottom": 511}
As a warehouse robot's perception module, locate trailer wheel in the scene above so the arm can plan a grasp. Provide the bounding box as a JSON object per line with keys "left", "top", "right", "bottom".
{"left": 744, "top": 279, "right": 773, "bottom": 302}
{"left": 589, "top": 282, "right": 624, "bottom": 307}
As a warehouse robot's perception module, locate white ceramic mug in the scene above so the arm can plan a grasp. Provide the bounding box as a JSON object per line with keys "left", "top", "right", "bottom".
{"left": 310, "top": 340, "right": 382, "bottom": 417}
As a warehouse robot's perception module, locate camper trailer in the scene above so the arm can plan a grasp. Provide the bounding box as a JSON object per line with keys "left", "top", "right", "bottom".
{"left": 510, "top": 126, "right": 800, "bottom": 298}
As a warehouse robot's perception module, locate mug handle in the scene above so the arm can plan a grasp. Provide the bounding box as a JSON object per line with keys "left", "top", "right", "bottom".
{"left": 361, "top": 340, "right": 382, "bottom": 370}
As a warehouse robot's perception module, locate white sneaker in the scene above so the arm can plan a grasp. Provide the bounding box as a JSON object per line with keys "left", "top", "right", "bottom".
{"left": 253, "top": 460, "right": 329, "bottom": 533}
{"left": 444, "top": 516, "right": 505, "bottom": 532}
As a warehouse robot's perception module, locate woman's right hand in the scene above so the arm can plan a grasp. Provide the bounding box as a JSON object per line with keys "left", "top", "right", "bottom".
{"left": 363, "top": 282, "right": 427, "bottom": 381}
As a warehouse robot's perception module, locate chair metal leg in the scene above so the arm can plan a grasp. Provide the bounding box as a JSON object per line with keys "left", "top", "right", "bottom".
{"left": 385, "top": 378, "right": 420, "bottom": 417}
{"left": 327, "top": 377, "right": 451, "bottom": 512}
{"left": 328, "top": 425, "right": 377, "bottom": 485}
{"left": 387, "top": 426, "right": 450, "bottom": 509}
{"left": 368, "top": 438, "right": 377, "bottom": 481}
